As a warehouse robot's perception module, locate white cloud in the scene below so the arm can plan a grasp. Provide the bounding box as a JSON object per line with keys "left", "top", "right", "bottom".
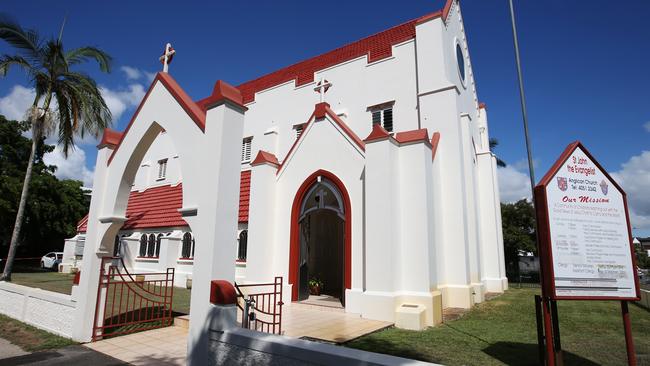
{"left": 100, "top": 83, "right": 146, "bottom": 121}
{"left": 611, "top": 151, "right": 650, "bottom": 230}
{"left": 498, "top": 165, "right": 532, "bottom": 203}
{"left": 120, "top": 66, "right": 156, "bottom": 84}
{"left": 644, "top": 121, "right": 650, "bottom": 133}
{"left": 0, "top": 85, "right": 35, "bottom": 121}
{"left": 43, "top": 145, "right": 95, "bottom": 187}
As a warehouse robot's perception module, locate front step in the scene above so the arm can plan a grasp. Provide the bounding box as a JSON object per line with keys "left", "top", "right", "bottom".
{"left": 173, "top": 315, "right": 190, "bottom": 329}
{"left": 290, "top": 302, "right": 346, "bottom": 313}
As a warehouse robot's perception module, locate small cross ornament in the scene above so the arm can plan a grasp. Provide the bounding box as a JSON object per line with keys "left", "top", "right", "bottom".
{"left": 314, "top": 77, "right": 332, "bottom": 103}
{"left": 159, "top": 43, "right": 176, "bottom": 73}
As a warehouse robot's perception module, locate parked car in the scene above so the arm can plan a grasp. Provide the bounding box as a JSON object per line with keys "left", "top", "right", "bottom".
{"left": 41, "top": 252, "right": 63, "bottom": 270}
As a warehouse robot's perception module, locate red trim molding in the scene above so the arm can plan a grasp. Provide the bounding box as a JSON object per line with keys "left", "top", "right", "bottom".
{"left": 431, "top": 132, "right": 441, "bottom": 161}
{"left": 200, "top": 80, "right": 247, "bottom": 111}
{"left": 394, "top": 128, "right": 430, "bottom": 146}
{"left": 251, "top": 151, "right": 279, "bottom": 167}
{"left": 288, "top": 170, "right": 352, "bottom": 302}
{"left": 364, "top": 123, "right": 391, "bottom": 143}
{"left": 97, "top": 128, "right": 124, "bottom": 149}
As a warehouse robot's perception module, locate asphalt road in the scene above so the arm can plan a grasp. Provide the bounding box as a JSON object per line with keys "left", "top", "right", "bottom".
{"left": 1, "top": 345, "right": 128, "bottom": 366}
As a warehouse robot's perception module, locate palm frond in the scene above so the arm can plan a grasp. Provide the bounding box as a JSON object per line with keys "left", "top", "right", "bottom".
{"left": 66, "top": 46, "right": 112, "bottom": 73}
{"left": 0, "top": 54, "right": 34, "bottom": 77}
{"left": 0, "top": 13, "right": 42, "bottom": 63}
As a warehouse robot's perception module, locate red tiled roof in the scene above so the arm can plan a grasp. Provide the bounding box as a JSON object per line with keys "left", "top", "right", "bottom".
{"left": 236, "top": 16, "right": 432, "bottom": 105}
{"left": 77, "top": 171, "right": 252, "bottom": 232}
{"left": 239, "top": 170, "right": 251, "bottom": 222}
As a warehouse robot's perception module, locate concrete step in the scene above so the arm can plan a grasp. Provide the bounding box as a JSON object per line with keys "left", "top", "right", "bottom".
{"left": 289, "top": 302, "right": 346, "bottom": 313}
{"left": 173, "top": 315, "right": 190, "bottom": 329}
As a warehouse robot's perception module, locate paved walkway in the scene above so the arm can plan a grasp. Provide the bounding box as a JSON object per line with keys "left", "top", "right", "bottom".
{"left": 2, "top": 345, "right": 126, "bottom": 366}
{"left": 0, "top": 337, "right": 28, "bottom": 360}
{"left": 86, "top": 303, "right": 393, "bottom": 365}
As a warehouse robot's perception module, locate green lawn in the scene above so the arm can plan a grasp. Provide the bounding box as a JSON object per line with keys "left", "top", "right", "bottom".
{"left": 9, "top": 270, "right": 192, "bottom": 315}
{"left": 0, "top": 313, "right": 76, "bottom": 352}
{"left": 347, "top": 288, "right": 650, "bottom": 366}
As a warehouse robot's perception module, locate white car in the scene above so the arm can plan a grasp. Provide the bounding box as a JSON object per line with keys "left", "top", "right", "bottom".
{"left": 41, "top": 252, "right": 63, "bottom": 270}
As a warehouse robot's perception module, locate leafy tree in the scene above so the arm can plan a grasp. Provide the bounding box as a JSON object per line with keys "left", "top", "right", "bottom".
{"left": 0, "top": 14, "right": 112, "bottom": 280}
{"left": 635, "top": 242, "right": 649, "bottom": 269}
{"left": 489, "top": 138, "right": 507, "bottom": 168}
{"left": 0, "top": 115, "right": 89, "bottom": 261}
{"left": 501, "top": 199, "right": 536, "bottom": 279}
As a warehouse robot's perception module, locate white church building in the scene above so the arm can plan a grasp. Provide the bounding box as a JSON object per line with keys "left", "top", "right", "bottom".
{"left": 71, "top": 0, "right": 506, "bottom": 329}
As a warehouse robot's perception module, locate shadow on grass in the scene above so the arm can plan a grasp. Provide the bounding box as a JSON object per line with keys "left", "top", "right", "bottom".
{"left": 482, "top": 342, "right": 600, "bottom": 366}
{"left": 344, "top": 337, "right": 440, "bottom": 364}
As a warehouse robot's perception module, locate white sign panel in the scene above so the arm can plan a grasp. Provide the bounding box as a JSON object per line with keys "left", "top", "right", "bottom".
{"left": 544, "top": 146, "right": 636, "bottom": 298}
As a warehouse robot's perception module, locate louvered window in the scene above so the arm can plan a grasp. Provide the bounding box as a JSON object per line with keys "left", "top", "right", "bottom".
{"left": 294, "top": 124, "right": 304, "bottom": 139}
{"left": 147, "top": 234, "right": 156, "bottom": 257}
{"left": 156, "top": 233, "right": 163, "bottom": 257}
{"left": 157, "top": 159, "right": 168, "bottom": 180}
{"left": 182, "top": 232, "right": 193, "bottom": 259}
{"left": 241, "top": 137, "right": 252, "bottom": 162}
{"left": 113, "top": 235, "right": 121, "bottom": 257}
{"left": 238, "top": 230, "right": 248, "bottom": 261}
{"left": 369, "top": 104, "right": 394, "bottom": 132}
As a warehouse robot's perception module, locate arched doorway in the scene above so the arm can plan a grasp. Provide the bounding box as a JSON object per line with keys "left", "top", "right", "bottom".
{"left": 289, "top": 170, "right": 351, "bottom": 306}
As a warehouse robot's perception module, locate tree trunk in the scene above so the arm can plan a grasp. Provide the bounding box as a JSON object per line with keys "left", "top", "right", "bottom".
{"left": 1, "top": 123, "right": 41, "bottom": 281}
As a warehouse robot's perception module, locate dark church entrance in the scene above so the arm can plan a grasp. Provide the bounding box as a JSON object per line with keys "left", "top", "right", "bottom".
{"left": 297, "top": 178, "right": 345, "bottom": 306}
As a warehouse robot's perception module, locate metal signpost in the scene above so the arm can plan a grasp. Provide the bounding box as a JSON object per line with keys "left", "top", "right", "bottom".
{"left": 533, "top": 141, "right": 641, "bottom": 365}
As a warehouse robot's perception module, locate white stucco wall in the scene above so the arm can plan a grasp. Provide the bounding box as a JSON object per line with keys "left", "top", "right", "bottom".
{"left": 0, "top": 282, "right": 76, "bottom": 338}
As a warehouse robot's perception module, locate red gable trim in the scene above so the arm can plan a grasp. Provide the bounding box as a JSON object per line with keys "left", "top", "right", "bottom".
{"left": 394, "top": 128, "right": 430, "bottom": 145}
{"left": 364, "top": 123, "right": 391, "bottom": 143}
{"left": 431, "top": 132, "right": 441, "bottom": 161}
{"left": 251, "top": 151, "right": 279, "bottom": 167}
{"left": 106, "top": 72, "right": 206, "bottom": 166}
{"left": 276, "top": 103, "right": 365, "bottom": 175}
{"left": 198, "top": 80, "right": 247, "bottom": 111}
{"left": 97, "top": 128, "right": 123, "bottom": 149}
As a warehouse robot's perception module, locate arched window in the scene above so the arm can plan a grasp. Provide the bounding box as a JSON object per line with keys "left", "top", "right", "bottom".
{"left": 147, "top": 234, "right": 156, "bottom": 257}
{"left": 113, "top": 235, "right": 121, "bottom": 257}
{"left": 139, "top": 234, "right": 147, "bottom": 257}
{"left": 238, "top": 230, "right": 248, "bottom": 261}
{"left": 182, "top": 232, "right": 193, "bottom": 259}
{"left": 156, "top": 234, "right": 163, "bottom": 257}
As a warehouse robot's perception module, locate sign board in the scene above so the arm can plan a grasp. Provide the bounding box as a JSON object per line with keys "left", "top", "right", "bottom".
{"left": 534, "top": 142, "right": 640, "bottom": 300}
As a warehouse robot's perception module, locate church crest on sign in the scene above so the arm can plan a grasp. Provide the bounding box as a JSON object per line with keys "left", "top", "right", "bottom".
{"left": 600, "top": 180, "right": 609, "bottom": 195}
{"left": 556, "top": 176, "right": 568, "bottom": 191}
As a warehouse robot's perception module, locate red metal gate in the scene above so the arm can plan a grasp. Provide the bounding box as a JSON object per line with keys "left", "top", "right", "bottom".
{"left": 235, "top": 276, "right": 284, "bottom": 334}
{"left": 92, "top": 257, "right": 174, "bottom": 341}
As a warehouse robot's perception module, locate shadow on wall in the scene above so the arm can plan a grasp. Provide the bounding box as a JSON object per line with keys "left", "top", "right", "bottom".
{"left": 482, "top": 342, "right": 600, "bottom": 366}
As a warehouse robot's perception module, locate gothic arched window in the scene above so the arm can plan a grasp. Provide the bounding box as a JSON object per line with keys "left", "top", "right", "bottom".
{"left": 238, "top": 230, "right": 248, "bottom": 261}
{"left": 146, "top": 234, "right": 155, "bottom": 257}
{"left": 139, "top": 234, "right": 147, "bottom": 257}
{"left": 182, "top": 232, "right": 193, "bottom": 259}
{"left": 156, "top": 234, "right": 163, "bottom": 257}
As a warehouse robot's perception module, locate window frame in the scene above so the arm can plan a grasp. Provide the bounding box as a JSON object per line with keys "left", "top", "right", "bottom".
{"left": 241, "top": 137, "right": 253, "bottom": 163}
{"left": 237, "top": 230, "right": 248, "bottom": 262}
{"left": 367, "top": 101, "right": 395, "bottom": 133}
{"left": 181, "top": 232, "right": 194, "bottom": 259}
{"left": 157, "top": 159, "right": 168, "bottom": 180}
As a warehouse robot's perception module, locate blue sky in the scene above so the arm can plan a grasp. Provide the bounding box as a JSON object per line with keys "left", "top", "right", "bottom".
{"left": 1, "top": 0, "right": 649, "bottom": 234}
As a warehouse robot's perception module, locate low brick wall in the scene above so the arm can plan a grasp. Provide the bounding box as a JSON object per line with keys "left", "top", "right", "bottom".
{"left": 0, "top": 281, "right": 76, "bottom": 338}
{"left": 638, "top": 289, "right": 650, "bottom": 310}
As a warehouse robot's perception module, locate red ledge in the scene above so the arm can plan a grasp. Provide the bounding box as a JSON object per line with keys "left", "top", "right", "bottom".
{"left": 200, "top": 80, "right": 247, "bottom": 111}
{"left": 431, "top": 132, "right": 441, "bottom": 161}
{"left": 479, "top": 102, "right": 487, "bottom": 110}
{"left": 364, "top": 123, "right": 391, "bottom": 143}
{"left": 210, "top": 280, "right": 237, "bottom": 305}
{"left": 178, "top": 257, "right": 194, "bottom": 261}
{"left": 395, "top": 128, "right": 430, "bottom": 145}
{"left": 97, "top": 128, "right": 123, "bottom": 149}
{"left": 251, "top": 150, "right": 279, "bottom": 167}
{"left": 136, "top": 256, "right": 159, "bottom": 259}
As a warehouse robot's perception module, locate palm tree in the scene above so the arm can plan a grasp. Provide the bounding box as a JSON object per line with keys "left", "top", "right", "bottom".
{"left": 489, "top": 137, "right": 507, "bottom": 168}
{"left": 0, "top": 14, "right": 112, "bottom": 281}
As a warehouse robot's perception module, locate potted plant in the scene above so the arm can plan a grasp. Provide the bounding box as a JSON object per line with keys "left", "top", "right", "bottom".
{"left": 308, "top": 277, "right": 324, "bottom": 296}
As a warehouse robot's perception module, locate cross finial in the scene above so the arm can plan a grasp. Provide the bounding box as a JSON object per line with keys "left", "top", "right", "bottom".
{"left": 159, "top": 43, "right": 176, "bottom": 73}
{"left": 314, "top": 77, "right": 332, "bottom": 103}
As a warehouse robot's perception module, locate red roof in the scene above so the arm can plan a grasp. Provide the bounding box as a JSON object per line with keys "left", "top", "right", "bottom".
{"left": 234, "top": 9, "right": 445, "bottom": 105}
{"left": 77, "top": 171, "right": 252, "bottom": 232}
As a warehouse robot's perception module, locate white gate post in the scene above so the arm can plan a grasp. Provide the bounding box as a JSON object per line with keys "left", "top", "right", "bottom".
{"left": 186, "top": 81, "right": 246, "bottom": 365}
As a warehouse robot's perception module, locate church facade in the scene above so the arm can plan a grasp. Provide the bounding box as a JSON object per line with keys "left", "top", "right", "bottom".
{"left": 72, "top": 0, "right": 506, "bottom": 328}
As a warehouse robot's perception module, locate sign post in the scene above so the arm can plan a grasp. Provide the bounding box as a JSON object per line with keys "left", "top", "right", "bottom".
{"left": 534, "top": 141, "right": 641, "bottom": 365}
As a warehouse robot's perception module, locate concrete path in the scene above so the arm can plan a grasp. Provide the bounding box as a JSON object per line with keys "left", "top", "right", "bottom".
{"left": 0, "top": 345, "right": 127, "bottom": 366}
{"left": 0, "top": 337, "right": 29, "bottom": 360}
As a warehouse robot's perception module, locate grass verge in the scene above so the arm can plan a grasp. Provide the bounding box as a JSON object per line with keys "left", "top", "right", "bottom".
{"left": 346, "top": 288, "right": 650, "bottom": 366}
{"left": 0, "top": 314, "right": 76, "bottom": 352}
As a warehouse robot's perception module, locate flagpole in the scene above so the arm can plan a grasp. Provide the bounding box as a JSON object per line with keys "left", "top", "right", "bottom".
{"left": 508, "top": 1, "right": 557, "bottom": 365}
